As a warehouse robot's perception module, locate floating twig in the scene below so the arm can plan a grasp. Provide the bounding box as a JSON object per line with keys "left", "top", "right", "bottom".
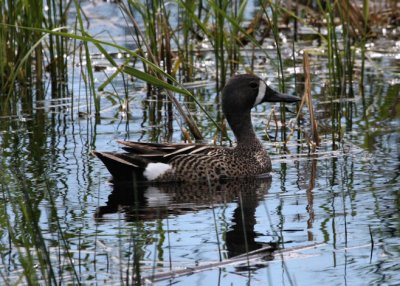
{"left": 142, "top": 242, "right": 325, "bottom": 283}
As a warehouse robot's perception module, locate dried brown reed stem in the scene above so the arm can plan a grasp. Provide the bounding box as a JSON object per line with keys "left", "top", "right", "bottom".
{"left": 236, "top": 12, "right": 270, "bottom": 46}
{"left": 303, "top": 51, "right": 320, "bottom": 147}
{"left": 264, "top": 107, "right": 277, "bottom": 141}
{"left": 181, "top": 127, "right": 193, "bottom": 143}
{"left": 287, "top": 51, "right": 319, "bottom": 147}
{"left": 338, "top": 0, "right": 369, "bottom": 38}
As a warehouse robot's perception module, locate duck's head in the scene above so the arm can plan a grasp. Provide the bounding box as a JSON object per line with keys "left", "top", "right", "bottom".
{"left": 222, "top": 74, "right": 300, "bottom": 116}
{"left": 221, "top": 74, "right": 300, "bottom": 143}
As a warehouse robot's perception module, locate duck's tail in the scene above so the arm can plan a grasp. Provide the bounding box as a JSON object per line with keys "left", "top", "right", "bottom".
{"left": 92, "top": 151, "right": 148, "bottom": 182}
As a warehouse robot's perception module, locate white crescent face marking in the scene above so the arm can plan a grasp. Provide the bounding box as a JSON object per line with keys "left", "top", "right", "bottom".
{"left": 143, "top": 163, "right": 172, "bottom": 181}
{"left": 254, "top": 81, "right": 267, "bottom": 107}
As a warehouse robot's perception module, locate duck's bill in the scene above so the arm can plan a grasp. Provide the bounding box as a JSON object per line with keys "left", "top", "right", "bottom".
{"left": 264, "top": 86, "right": 301, "bottom": 103}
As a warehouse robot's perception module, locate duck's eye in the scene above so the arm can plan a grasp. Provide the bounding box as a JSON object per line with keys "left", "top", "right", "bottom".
{"left": 249, "top": 81, "right": 259, "bottom": 89}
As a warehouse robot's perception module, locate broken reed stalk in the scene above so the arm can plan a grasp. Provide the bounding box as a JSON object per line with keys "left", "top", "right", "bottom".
{"left": 303, "top": 51, "right": 320, "bottom": 147}
{"left": 181, "top": 127, "right": 193, "bottom": 143}
{"left": 287, "top": 51, "right": 319, "bottom": 146}
{"left": 264, "top": 107, "right": 277, "bottom": 141}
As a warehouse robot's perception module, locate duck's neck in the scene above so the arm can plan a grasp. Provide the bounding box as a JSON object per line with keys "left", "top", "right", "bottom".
{"left": 227, "top": 111, "right": 262, "bottom": 148}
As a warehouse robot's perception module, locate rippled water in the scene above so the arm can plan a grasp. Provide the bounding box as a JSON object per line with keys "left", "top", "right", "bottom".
{"left": 0, "top": 1, "right": 399, "bottom": 285}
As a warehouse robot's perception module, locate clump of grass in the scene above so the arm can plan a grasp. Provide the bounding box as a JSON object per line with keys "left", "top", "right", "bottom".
{"left": 0, "top": 1, "right": 69, "bottom": 113}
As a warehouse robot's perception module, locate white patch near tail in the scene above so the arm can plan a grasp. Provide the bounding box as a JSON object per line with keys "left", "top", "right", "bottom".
{"left": 143, "top": 163, "right": 172, "bottom": 181}
{"left": 254, "top": 81, "right": 267, "bottom": 106}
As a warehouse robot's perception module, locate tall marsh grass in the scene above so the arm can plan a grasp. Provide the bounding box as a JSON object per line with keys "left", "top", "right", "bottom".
{"left": 2, "top": 0, "right": 396, "bottom": 140}
{"left": 0, "top": 1, "right": 69, "bottom": 111}
{"left": 0, "top": 0, "right": 398, "bottom": 284}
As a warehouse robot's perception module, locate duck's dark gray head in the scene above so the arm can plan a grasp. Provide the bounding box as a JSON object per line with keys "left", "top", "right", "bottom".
{"left": 222, "top": 74, "right": 300, "bottom": 116}
{"left": 221, "top": 74, "right": 300, "bottom": 144}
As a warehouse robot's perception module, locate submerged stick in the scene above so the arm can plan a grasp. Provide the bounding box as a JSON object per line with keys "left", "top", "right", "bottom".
{"left": 142, "top": 242, "right": 325, "bottom": 283}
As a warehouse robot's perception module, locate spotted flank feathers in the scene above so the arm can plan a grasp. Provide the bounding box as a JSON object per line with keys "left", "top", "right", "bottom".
{"left": 93, "top": 74, "right": 300, "bottom": 182}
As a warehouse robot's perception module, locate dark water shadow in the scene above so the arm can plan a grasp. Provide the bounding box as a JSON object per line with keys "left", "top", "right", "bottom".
{"left": 95, "top": 177, "right": 277, "bottom": 259}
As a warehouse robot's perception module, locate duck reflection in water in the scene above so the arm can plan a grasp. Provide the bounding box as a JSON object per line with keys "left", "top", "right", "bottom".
{"left": 95, "top": 177, "right": 277, "bottom": 259}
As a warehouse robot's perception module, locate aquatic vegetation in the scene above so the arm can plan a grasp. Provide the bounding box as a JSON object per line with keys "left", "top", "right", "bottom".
{"left": 0, "top": 1, "right": 70, "bottom": 110}
{"left": 1, "top": 0, "right": 397, "bottom": 141}
{"left": 0, "top": 0, "right": 399, "bottom": 284}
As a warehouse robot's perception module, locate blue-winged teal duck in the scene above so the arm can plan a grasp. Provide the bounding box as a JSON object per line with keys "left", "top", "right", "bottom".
{"left": 93, "top": 74, "right": 300, "bottom": 182}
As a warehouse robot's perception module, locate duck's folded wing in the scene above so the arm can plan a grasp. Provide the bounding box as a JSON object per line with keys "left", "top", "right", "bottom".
{"left": 93, "top": 141, "right": 227, "bottom": 181}
{"left": 117, "top": 141, "right": 222, "bottom": 162}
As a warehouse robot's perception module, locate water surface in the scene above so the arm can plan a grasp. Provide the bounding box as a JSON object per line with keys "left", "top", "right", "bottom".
{"left": 0, "top": 1, "right": 399, "bottom": 285}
